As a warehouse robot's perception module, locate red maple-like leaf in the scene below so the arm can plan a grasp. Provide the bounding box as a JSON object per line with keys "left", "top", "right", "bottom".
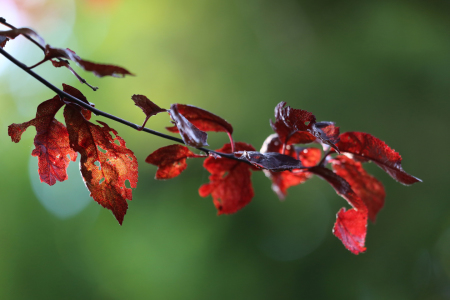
{"left": 0, "top": 28, "right": 45, "bottom": 47}
{"left": 331, "top": 156, "right": 385, "bottom": 222}
{"left": 8, "top": 94, "right": 76, "bottom": 186}
{"left": 333, "top": 208, "right": 367, "bottom": 254}
{"left": 270, "top": 102, "right": 316, "bottom": 145}
{"left": 337, "top": 132, "right": 421, "bottom": 185}
{"left": 131, "top": 94, "right": 166, "bottom": 130}
{"left": 146, "top": 144, "right": 205, "bottom": 179}
{"left": 199, "top": 142, "right": 255, "bottom": 215}
{"left": 63, "top": 86, "right": 138, "bottom": 225}
{"left": 168, "top": 104, "right": 208, "bottom": 147}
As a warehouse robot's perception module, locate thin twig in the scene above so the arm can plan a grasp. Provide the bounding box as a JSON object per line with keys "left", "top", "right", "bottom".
{"left": 0, "top": 17, "right": 98, "bottom": 91}
{"left": 0, "top": 46, "right": 248, "bottom": 164}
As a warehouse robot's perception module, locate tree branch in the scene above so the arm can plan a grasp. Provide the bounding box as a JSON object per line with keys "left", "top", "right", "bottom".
{"left": 0, "top": 46, "right": 245, "bottom": 163}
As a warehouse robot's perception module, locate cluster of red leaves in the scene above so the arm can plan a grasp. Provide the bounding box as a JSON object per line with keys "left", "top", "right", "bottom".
{"left": 3, "top": 23, "right": 421, "bottom": 255}
{"left": 9, "top": 85, "right": 138, "bottom": 225}
{"left": 145, "top": 101, "right": 421, "bottom": 254}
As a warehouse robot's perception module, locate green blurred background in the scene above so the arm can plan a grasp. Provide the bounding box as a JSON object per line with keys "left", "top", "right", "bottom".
{"left": 0, "top": 0, "right": 448, "bottom": 299}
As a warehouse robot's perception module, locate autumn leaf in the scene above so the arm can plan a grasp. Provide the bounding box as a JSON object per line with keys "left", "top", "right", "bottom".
{"left": 33, "top": 45, "right": 133, "bottom": 77}
{"left": 310, "top": 121, "right": 340, "bottom": 152}
{"left": 168, "top": 104, "right": 208, "bottom": 147}
{"left": 199, "top": 142, "right": 255, "bottom": 215}
{"left": 131, "top": 94, "right": 166, "bottom": 130}
{"left": 333, "top": 208, "right": 367, "bottom": 254}
{"left": 270, "top": 101, "right": 316, "bottom": 145}
{"left": 260, "top": 134, "right": 321, "bottom": 199}
{"left": 309, "top": 166, "right": 368, "bottom": 254}
{"left": 63, "top": 85, "right": 138, "bottom": 225}
{"left": 146, "top": 144, "right": 205, "bottom": 179}
{"left": 8, "top": 94, "right": 76, "bottom": 186}
{"left": 331, "top": 155, "right": 385, "bottom": 222}
{"left": 166, "top": 104, "right": 233, "bottom": 134}
{"left": 337, "top": 132, "right": 421, "bottom": 185}
{"left": 0, "top": 27, "right": 45, "bottom": 47}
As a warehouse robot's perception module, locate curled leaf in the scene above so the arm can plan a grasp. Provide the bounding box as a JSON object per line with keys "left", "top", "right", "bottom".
{"left": 168, "top": 104, "right": 208, "bottom": 147}
{"left": 166, "top": 104, "right": 233, "bottom": 134}
{"left": 236, "top": 151, "right": 303, "bottom": 171}
{"left": 146, "top": 144, "right": 204, "bottom": 179}
{"left": 310, "top": 121, "right": 340, "bottom": 152}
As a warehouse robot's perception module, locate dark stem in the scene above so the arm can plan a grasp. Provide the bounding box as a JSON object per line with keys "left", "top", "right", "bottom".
{"left": 318, "top": 149, "right": 332, "bottom": 167}
{"left": 0, "top": 46, "right": 248, "bottom": 164}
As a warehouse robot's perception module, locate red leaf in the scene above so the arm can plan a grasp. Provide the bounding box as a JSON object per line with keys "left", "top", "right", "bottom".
{"left": 42, "top": 45, "right": 133, "bottom": 77}
{"left": 168, "top": 104, "right": 208, "bottom": 147}
{"left": 309, "top": 166, "right": 368, "bottom": 254}
{"left": 260, "top": 134, "right": 321, "bottom": 199}
{"left": 146, "top": 144, "right": 204, "bottom": 179}
{"left": 62, "top": 83, "right": 93, "bottom": 120}
{"left": 199, "top": 142, "right": 255, "bottom": 215}
{"left": 266, "top": 148, "right": 322, "bottom": 200}
{"left": 8, "top": 95, "right": 76, "bottom": 186}
{"left": 52, "top": 60, "right": 98, "bottom": 90}
{"left": 310, "top": 122, "right": 340, "bottom": 152}
{"left": 333, "top": 208, "right": 367, "bottom": 254}
{"left": 337, "top": 132, "right": 421, "bottom": 185}
{"left": 131, "top": 94, "right": 166, "bottom": 129}
{"left": 166, "top": 104, "right": 233, "bottom": 134}
{"left": 331, "top": 156, "right": 385, "bottom": 222}
{"left": 270, "top": 102, "right": 316, "bottom": 145}
{"left": 0, "top": 28, "right": 45, "bottom": 47}
{"left": 63, "top": 86, "right": 138, "bottom": 225}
